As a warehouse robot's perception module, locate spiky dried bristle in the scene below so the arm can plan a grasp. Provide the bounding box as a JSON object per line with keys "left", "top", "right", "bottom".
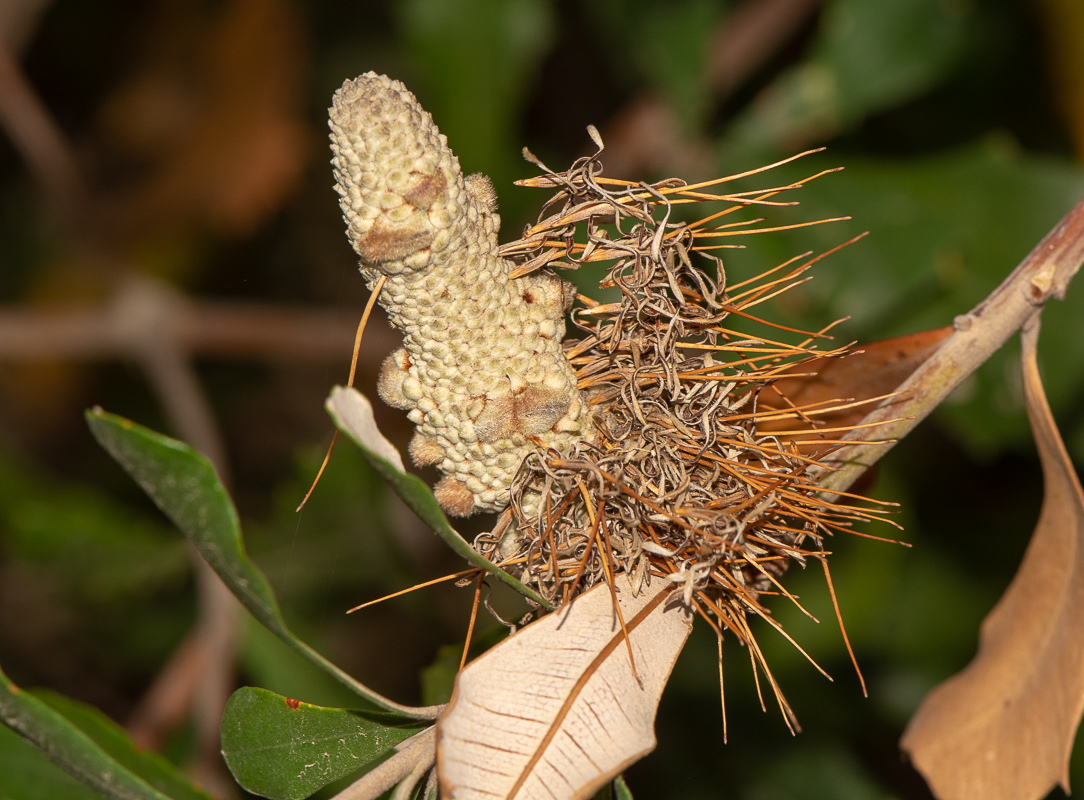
{"left": 475, "top": 143, "right": 894, "bottom": 717}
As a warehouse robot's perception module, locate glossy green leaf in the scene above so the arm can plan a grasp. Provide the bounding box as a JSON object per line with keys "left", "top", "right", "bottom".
{"left": 613, "top": 774, "right": 634, "bottom": 800}
{"left": 34, "top": 691, "right": 211, "bottom": 800}
{"left": 221, "top": 687, "right": 426, "bottom": 800}
{"left": 326, "top": 387, "right": 553, "bottom": 608}
{"left": 0, "top": 664, "right": 173, "bottom": 800}
{"left": 723, "top": 0, "right": 970, "bottom": 159}
{"left": 86, "top": 407, "right": 440, "bottom": 720}
{"left": 588, "top": 774, "right": 634, "bottom": 800}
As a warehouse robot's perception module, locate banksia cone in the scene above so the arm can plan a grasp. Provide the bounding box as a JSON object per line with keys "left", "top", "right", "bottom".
{"left": 329, "top": 73, "right": 595, "bottom": 517}
{"left": 331, "top": 75, "right": 889, "bottom": 714}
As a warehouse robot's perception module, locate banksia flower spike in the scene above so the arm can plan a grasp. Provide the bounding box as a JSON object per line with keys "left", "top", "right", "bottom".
{"left": 329, "top": 73, "right": 596, "bottom": 518}
{"left": 330, "top": 74, "right": 892, "bottom": 716}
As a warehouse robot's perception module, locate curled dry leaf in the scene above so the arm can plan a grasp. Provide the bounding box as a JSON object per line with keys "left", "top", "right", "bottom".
{"left": 437, "top": 575, "right": 693, "bottom": 800}
{"left": 900, "top": 320, "right": 1084, "bottom": 800}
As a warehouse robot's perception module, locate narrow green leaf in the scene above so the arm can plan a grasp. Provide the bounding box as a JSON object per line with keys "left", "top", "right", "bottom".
{"left": 0, "top": 664, "right": 172, "bottom": 800}
{"left": 326, "top": 386, "right": 553, "bottom": 609}
{"left": 221, "top": 687, "right": 426, "bottom": 800}
{"left": 613, "top": 774, "right": 634, "bottom": 800}
{"left": 31, "top": 691, "right": 211, "bottom": 800}
{"left": 0, "top": 723, "right": 108, "bottom": 800}
{"left": 86, "top": 407, "right": 441, "bottom": 720}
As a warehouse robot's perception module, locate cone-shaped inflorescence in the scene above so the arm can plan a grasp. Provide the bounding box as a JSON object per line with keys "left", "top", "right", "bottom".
{"left": 330, "top": 75, "right": 889, "bottom": 662}
{"left": 329, "top": 73, "right": 595, "bottom": 517}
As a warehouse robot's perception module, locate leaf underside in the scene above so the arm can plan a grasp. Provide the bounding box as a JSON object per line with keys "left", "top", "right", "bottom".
{"left": 437, "top": 575, "right": 693, "bottom": 800}
{"left": 900, "top": 323, "right": 1084, "bottom": 800}
{"left": 326, "top": 386, "right": 552, "bottom": 608}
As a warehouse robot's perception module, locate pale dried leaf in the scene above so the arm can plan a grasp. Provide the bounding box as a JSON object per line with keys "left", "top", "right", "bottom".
{"left": 900, "top": 321, "right": 1084, "bottom": 800}
{"left": 437, "top": 576, "right": 693, "bottom": 800}
{"left": 328, "top": 385, "right": 406, "bottom": 473}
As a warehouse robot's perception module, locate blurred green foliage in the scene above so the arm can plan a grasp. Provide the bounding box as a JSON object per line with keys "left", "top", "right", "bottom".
{"left": 2, "top": 0, "right": 1083, "bottom": 797}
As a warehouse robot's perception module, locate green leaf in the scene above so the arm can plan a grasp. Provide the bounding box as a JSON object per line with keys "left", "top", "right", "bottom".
{"left": 0, "top": 723, "right": 107, "bottom": 800}
{"left": 723, "top": 0, "right": 970, "bottom": 159}
{"left": 0, "top": 664, "right": 174, "bottom": 800}
{"left": 86, "top": 407, "right": 440, "bottom": 720}
{"left": 326, "top": 387, "right": 553, "bottom": 609}
{"left": 221, "top": 687, "right": 426, "bottom": 800}
{"left": 613, "top": 774, "right": 634, "bottom": 800}
{"left": 33, "top": 691, "right": 211, "bottom": 800}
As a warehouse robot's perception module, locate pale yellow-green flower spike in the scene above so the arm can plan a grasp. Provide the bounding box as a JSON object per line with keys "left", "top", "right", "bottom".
{"left": 329, "top": 73, "right": 595, "bottom": 516}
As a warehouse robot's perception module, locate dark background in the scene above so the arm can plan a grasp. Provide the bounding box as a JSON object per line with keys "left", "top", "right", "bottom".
{"left": 1, "top": 0, "right": 1083, "bottom": 797}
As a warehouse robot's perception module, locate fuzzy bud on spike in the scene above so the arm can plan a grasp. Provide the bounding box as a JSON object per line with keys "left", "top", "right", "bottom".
{"left": 329, "top": 73, "right": 594, "bottom": 515}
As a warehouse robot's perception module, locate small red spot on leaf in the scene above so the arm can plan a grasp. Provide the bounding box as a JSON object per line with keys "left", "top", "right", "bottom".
{"left": 285, "top": 697, "right": 301, "bottom": 709}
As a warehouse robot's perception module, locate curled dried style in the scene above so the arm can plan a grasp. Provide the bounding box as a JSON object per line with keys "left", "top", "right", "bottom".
{"left": 330, "top": 73, "right": 893, "bottom": 690}
{"left": 486, "top": 147, "right": 901, "bottom": 622}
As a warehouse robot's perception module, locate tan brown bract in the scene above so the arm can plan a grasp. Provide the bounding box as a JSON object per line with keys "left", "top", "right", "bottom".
{"left": 329, "top": 73, "right": 595, "bottom": 516}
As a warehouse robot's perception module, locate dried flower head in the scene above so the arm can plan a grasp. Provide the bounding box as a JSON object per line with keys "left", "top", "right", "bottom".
{"left": 330, "top": 74, "right": 891, "bottom": 719}
{"left": 482, "top": 139, "right": 874, "bottom": 586}
{"left": 483, "top": 137, "right": 899, "bottom": 722}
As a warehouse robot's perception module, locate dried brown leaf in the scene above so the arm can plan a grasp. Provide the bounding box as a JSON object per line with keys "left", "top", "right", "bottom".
{"left": 762, "top": 326, "right": 952, "bottom": 455}
{"left": 437, "top": 576, "right": 693, "bottom": 800}
{"left": 900, "top": 320, "right": 1084, "bottom": 800}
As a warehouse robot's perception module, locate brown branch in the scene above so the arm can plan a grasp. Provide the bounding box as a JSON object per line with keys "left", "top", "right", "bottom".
{"left": 706, "top": 0, "right": 823, "bottom": 97}
{"left": 0, "top": 282, "right": 394, "bottom": 362}
{"left": 0, "top": 42, "right": 85, "bottom": 211}
{"left": 817, "top": 197, "right": 1084, "bottom": 496}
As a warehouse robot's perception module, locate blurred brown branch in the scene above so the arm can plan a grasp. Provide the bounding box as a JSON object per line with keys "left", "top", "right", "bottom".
{"left": 0, "top": 281, "right": 391, "bottom": 363}
{"left": 0, "top": 42, "right": 84, "bottom": 211}
{"left": 0, "top": 2, "right": 327, "bottom": 790}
